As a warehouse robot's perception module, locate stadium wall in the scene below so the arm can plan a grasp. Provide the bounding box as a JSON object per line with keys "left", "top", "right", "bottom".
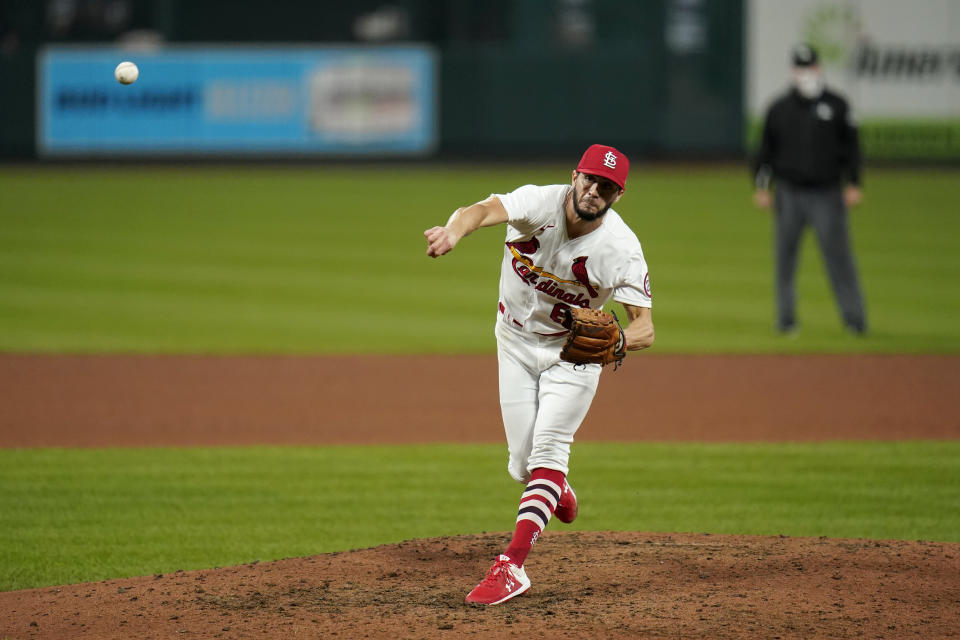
{"left": 3, "top": 0, "right": 744, "bottom": 160}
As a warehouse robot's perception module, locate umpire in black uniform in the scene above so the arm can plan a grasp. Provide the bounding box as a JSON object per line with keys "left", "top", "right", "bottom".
{"left": 752, "top": 43, "right": 867, "bottom": 335}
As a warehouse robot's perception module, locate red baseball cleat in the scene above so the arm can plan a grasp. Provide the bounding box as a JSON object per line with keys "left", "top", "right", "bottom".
{"left": 465, "top": 555, "right": 531, "bottom": 605}
{"left": 554, "top": 480, "right": 578, "bottom": 524}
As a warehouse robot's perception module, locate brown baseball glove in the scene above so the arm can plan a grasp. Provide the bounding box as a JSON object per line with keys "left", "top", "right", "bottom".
{"left": 560, "top": 307, "right": 626, "bottom": 368}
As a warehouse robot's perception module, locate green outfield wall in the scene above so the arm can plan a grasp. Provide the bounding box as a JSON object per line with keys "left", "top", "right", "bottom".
{"left": 5, "top": 1, "right": 955, "bottom": 160}
{"left": 0, "top": 0, "right": 744, "bottom": 159}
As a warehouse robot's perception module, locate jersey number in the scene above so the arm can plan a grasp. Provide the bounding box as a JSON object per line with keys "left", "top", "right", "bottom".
{"left": 550, "top": 303, "right": 570, "bottom": 327}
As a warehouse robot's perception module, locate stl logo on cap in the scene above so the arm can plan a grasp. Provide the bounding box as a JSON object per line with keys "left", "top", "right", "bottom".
{"left": 577, "top": 144, "right": 630, "bottom": 191}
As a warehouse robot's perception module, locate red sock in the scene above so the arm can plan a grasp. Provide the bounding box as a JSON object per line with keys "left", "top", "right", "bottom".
{"left": 503, "top": 468, "right": 566, "bottom": 567}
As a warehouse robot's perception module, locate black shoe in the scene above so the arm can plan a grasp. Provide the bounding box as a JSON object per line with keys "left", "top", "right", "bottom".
{"left": 778, "top": 322, "right": 798, "bottom": 337}
{"left": 844, "top": 315, "right": 867, "bottom": 334}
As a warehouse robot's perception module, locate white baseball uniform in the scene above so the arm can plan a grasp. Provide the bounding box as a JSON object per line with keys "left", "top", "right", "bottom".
{"left": 493, "top": 183, "right": 652, "bottom": 483}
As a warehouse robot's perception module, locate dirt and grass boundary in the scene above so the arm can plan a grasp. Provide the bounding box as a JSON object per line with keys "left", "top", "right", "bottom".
{"left": 1, "top": 353, "right": 957, "bottom": 639}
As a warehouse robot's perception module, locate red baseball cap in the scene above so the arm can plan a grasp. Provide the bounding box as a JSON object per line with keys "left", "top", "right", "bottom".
{"left": 576, "top": 144, "right": 629, "bottom": 191}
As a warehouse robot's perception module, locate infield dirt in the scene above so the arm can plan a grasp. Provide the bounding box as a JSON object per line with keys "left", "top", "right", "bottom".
{"left": 1, "top": 353, "right": 958, "bottom": 639}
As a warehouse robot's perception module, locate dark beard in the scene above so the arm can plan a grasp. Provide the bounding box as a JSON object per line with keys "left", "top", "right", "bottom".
{"left": 572, "top": 185, "right": 611, "bottom": 221}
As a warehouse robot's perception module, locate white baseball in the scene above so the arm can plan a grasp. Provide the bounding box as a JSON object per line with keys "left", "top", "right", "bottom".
{"left": 114, "top": 61, "right": 139, "bottom": 85}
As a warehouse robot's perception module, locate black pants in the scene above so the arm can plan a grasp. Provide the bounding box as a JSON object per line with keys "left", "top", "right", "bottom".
{"left": 773, "top": 182, "right": 867, "bottom": 332}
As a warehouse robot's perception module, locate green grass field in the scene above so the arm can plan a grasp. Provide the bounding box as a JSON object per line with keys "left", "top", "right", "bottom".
{"left": 1, "top": 165, "right": 958, "bottom": 593}
{"left": 1, "top": 165, "right": 958, "bottom": 353}
{"left": 1, "top": 441, "right": 957, "bottom": 592}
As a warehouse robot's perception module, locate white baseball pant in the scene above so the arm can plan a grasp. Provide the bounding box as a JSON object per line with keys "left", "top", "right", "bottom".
{"left": 495, "top": 320, "right": 602, "bottom": 483}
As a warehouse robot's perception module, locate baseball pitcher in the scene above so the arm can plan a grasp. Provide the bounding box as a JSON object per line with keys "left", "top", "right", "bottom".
{"left": 424, "top": 144, "right": 654, "bottom": 605}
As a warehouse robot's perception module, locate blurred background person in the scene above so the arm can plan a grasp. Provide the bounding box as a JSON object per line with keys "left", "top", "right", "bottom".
{"left": 752, "top": 43, "right": 867, "bottom": 337}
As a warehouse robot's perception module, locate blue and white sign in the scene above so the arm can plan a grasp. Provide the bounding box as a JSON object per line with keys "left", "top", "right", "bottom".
{"left": 38, "top": 45, "right": 437, "bottom": 155}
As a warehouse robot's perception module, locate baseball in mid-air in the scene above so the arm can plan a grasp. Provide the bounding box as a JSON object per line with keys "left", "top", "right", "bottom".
{"left": 114, "top": 61, "right": 139, "bottom": 85}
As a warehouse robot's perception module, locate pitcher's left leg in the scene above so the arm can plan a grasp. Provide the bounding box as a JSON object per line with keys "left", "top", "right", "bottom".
{"left": 496, "top": 361, "right": 598, "bottom": 572}
{"left": 467, "top": 359, "right": 599, "bottom": 605}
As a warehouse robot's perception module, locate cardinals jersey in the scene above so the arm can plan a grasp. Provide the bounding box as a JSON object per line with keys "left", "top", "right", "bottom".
{"left": 494, "top": 184, "right": 652, "bottom": 336}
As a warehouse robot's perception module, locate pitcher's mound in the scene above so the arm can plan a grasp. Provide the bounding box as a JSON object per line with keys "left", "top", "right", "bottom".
{"left": 2, "top": 531, "right": 957, "bottom": 639}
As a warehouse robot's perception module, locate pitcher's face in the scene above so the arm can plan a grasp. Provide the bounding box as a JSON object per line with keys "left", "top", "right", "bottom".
{"left": 571, "top": 171, "right": 622, "bottom": 221}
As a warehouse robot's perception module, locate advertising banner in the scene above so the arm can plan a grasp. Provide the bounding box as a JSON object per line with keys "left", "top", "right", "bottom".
{"left": 747, "top": 0, "right": 960, "bottom": 158}
{"left": 38, "top": 45, "right": 437, "bottom": 155}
